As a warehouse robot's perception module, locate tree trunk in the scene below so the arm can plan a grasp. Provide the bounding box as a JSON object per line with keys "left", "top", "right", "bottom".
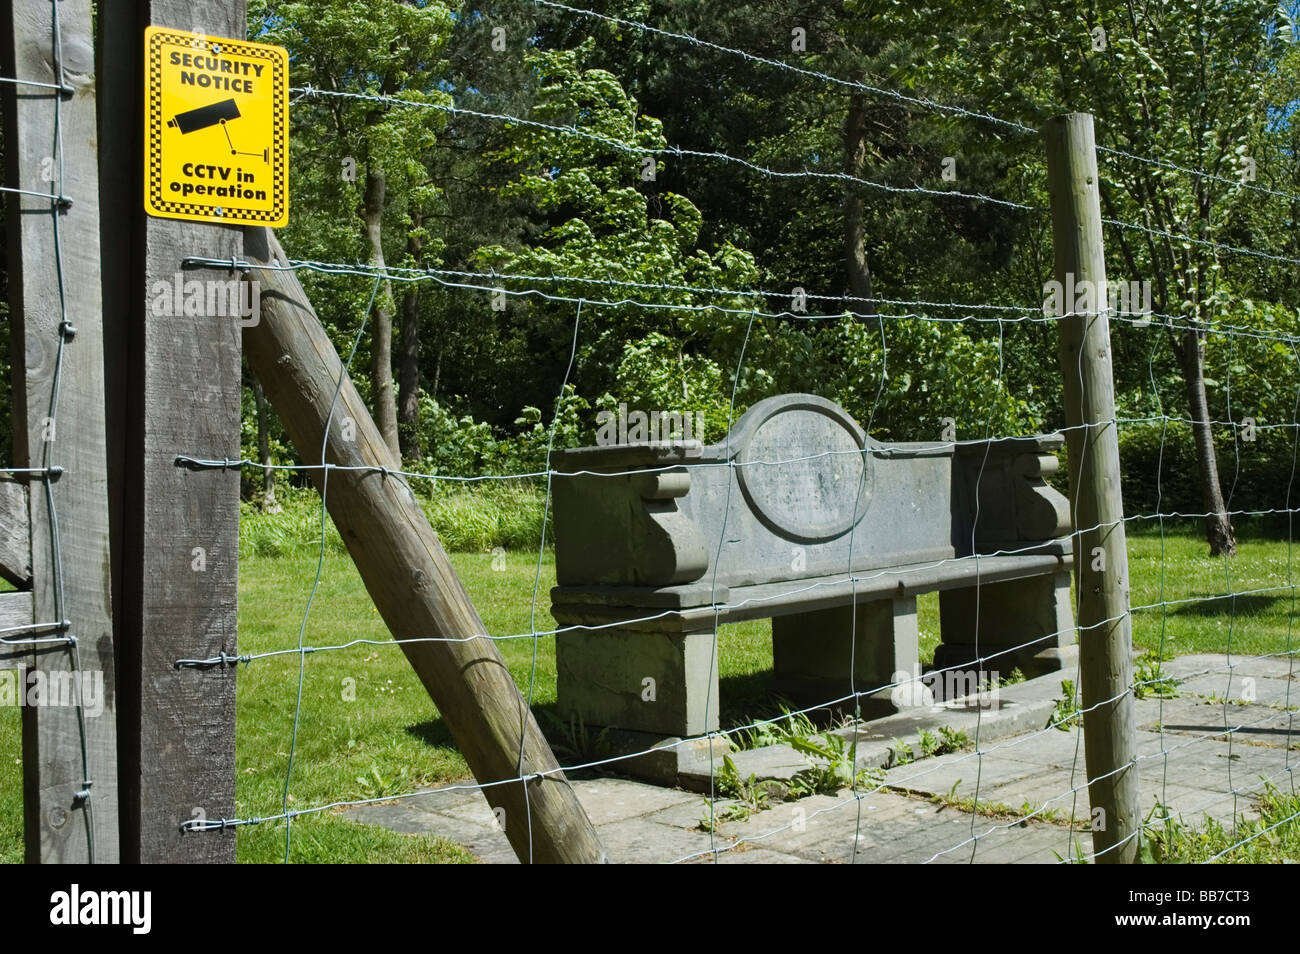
{"left": 1177, "top": 328, "right": 1236, "bottom": 556}
{"left": 398, "top": 212, "right": 424, "bottom": 460}
{"left": 431, "top": 337, "right": 442, "bottom": 403}
{"left": 251, "top": 374, "right": 281, "bottom": 513}
{"left": 843, "top": 89, "right": 875, "bottom": 313}
{"left": 242, "top": 226, "right": 606, "bottom": 863}
{"left": 362, "top": 163, "right": 401, "bottom": 461}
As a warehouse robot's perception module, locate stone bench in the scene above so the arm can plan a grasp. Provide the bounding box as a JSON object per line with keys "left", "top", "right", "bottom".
{"left": 549, "top": 393, "right": 1077, "bottom": 745}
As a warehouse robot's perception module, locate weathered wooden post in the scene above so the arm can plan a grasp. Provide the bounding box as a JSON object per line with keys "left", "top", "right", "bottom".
{"left": 98, "top": 0, "right": 244, "bottom": 862}
{"left": 2, "top": 0, "right": 120, "bottom": 864}
{"left": 239, "top": 227, "right": 606, "bottom": 864}
{"left": 1043, "top": 112, "right": 1140, "bottom": 862}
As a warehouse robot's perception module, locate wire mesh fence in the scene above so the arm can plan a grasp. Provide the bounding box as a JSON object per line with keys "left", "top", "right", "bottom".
{"left": 3, "top": 1, "right": 1297, "bottom": 866}
{"left": 161, "top": 2, "right": 1300, "bottom": 865}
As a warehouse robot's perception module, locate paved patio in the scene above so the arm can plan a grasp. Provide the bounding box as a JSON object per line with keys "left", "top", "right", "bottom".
{"left": 346, "top": 653, "right": 1297, "bottom": 863}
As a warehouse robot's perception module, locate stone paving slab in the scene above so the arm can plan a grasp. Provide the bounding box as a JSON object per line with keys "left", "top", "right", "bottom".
{"left": 1136, "top": 696, "right": 1298, "bottom": 740}
{"left": 1162, "top": 653, "right": 1297, "bottom": 682}
{"left": 349, "top": 802, "right": 517, "bottom": 864}
{"left": 882, "top": 753, "right": 1041, "bottom": 800}
{"left": 1173, "top": 674, "right": 1297, "bottom": 707}
{"left": 568, "top": 777, "right": 699, "bottom": 825}
{"left": 642, "top": 795, "right": 742, "bottom": 830}
{"left": 594, "top": 817, "right": 719, "bottom": 863}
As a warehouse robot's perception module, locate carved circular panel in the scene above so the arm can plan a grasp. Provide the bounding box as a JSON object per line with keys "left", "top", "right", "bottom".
{"left": 735, "top": 402, "right": 873, "bottom": 543}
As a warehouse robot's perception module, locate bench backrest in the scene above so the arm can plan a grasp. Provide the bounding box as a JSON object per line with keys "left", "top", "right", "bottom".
{"left": 553, "top": 393, "right": 1071, "bottom": 592}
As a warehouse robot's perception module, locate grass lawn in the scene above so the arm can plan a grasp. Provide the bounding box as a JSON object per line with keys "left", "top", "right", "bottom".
{"left": 1, "top": 515, "right": 1296, "bottom": 863}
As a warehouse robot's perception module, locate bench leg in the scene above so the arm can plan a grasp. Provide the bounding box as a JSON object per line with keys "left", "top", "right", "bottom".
{"left": 772, "top": 597, "right": 920, "bottom": 717}
{"left": 556, "top": 628, "right": 719, "bottom": 737}
{"left": 935, "top": 570, "right": 1077, "bottom": 680}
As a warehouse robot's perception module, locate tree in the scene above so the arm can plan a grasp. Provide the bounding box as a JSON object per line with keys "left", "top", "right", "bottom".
{"left": 473, "top": 45, "right": 762, "bottom": 426}
{"left": 254, "top": 0, "right": 454, "bottom": 460}
{"left": 922, "top": 0, "right": 1300, "bottom": 554}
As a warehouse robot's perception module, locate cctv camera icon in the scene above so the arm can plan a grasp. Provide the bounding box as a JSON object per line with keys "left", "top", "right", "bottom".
{"left": 166, "top": 98, "right": 269, "bottom": 162}
{"left": 167, "top": 98, "right": 241, "bottom": 133}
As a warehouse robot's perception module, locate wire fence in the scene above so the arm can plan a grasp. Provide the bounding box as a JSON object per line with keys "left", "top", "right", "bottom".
{"left": 166, "top": 4, "right": 1300, "bottom": 865}
{"left": 2, "top": 3, "right": 1291, "bottom": 865}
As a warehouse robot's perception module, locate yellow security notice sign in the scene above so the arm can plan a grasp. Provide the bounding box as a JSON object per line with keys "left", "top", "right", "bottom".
{"left": 145, "top": 27, "right": 288, "bottom": 226}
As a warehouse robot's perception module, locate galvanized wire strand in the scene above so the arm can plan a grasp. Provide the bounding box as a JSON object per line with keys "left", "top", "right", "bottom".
{"left": 1204, "top": 806, "right": 1300, "bottom": 863}
{"left": 1118, "top": 415, "right": 1298, "bottom": 431}
{"left": 667, "top": 680, "right": 1175, "bottom": 864}
{"left": 289, "top": 85, "right": 1034, "bottom": 212}
{"left": 1102, "top": 215, "right": 1300, "bottom": 269}
{"left": 0, "top": 73, "right": 73, "bottom": 94}
{"left": 172, "top": 538, "right": 1296, "bottom": 666}
{"left": 518, "top": 298, "right": 585, "bottom": 863}
{"left": 534, "top": 0, "right": 1300, "bottom": 225}
{"left": 846, "top": 310, "right": 891, "bottom": 863}
{"left": 279, "top": 274, "right": 382, "bottom": 864}
{"left": 527, "top": 0, "right": 1037, "bottom": 135}
{"left": 1147, "top": 323, "right": 1174, "bottom": 822}
{"left": 0, "top": 183, "right": 72, "bottom": 204}
{"left": 1284, "top": 344, "right": 1300, "bottom": 791}
{"left": 1220, "top": 336, "right": 1244, "bottom": 836}
{"left": 184, "top": 610, "right": 1181, "bottom": 835}
{"left": 183, "top": 255, "right": 1300, "bottom": 347}
{"left": 701, "top": 309, "right": 758, "bottom": 860}
{"left": 181, "top": 622, "right": 1284, "bottom": 838}
{"left": 964, "top": 317, "right": 1008, "bottom": 861}
{"left": 173, "top": 416, "right": 1098, "bottom": 488}
{"left": 1097, "top": 143, "right": 1300, "bottom": 207}
{"left": 681, "top": 702, "right": 1300, "bottom": 867}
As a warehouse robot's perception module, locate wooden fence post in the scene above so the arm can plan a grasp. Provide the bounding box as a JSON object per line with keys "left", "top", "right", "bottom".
{"left": 98, "top": 0, "right": 244, "bottom": 863}
{"left": 1, "top": 0, "right": 119, "bottom": 863}
{"left": 1043, "top": 112, "right": 1140, "bottom": 863}
{"left": 239, "top": 227, "right": 607, "bottom": 864}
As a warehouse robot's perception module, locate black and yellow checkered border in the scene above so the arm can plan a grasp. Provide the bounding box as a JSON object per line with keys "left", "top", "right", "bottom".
{"left": 146, "top": 29, "right": 287, "bottom": 225}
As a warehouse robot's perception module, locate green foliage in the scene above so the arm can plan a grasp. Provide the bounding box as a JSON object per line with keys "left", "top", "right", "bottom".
{"left": 238, "top": 481, "right": 546, "bottom": 556}
{"left": 1141, "top": 784, "right": 1300, "bottom": 863}
{"left": 918, "top": 729, "right": 941, "bottom": 759}
{"left": 889, "top": 738, "right": 915, "bottom": 767}
{"left": 896, "top": 726, "right": 970, "bottom": 765}
{"left": 735, "top": 705, "right": 818, "bottom": 751}
{"left": 715, "top": 754, "right": 779, "bottom": 814}
{"left": 937, "top": 726, "right": 971, "bottom": 754}
{"left": 821, "top": 316, "right": 1041, "bottom": 442}
{"left": 418, "top": 482, "right": 546, "bottom": 552}
{"left": 473, "top": 45, "right": 762, "bottom": 411}
{"left": 1133, "top": 655, "right": 1180, "bottom": 700}
{"left": 999, "top": 668, "right": 1027, "bottom": 688}
{"left": 1050, "top": 680, "right": 1082, "bottom": 731}
{"left": 785, "top": 731, "right": 882, "bottom": 796}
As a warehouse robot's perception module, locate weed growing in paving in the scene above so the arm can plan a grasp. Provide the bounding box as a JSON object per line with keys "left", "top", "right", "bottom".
{"left": 1050, "top": 679, "right": 1082, "bottom": 731}
{"left": 1140, "top": 784, "right": 1300, "bottom": 863}
{"left": 1133, "top": 653, "right": 1179, "bottom": 699}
